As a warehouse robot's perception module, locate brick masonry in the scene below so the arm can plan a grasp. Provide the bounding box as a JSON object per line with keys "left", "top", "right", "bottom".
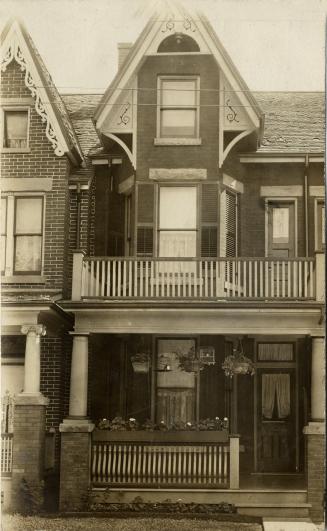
{"left": 306, "top": 433, "right": 325, "bottom": 522}
{"left": 59, "top": 431, "right": 92, "bottom": 511}
{"left": 11, "top": 403, "right": 47, "bottom": 512}
{"left": 1, "top": 60, "right": 71, "bottom": 293}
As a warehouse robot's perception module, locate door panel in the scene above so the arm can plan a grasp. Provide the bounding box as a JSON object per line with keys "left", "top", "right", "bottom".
{"left": 267, "top": 201, "right": 295, "bottom": 257}
{"left": 257, "top": 368, "right": 296, "bottom": 472}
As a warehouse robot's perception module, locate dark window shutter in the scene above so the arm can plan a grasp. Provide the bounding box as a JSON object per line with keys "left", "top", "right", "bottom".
{"left": 225, "top": 190, "right": 237, "bottom": 257}
{"left": 137, "top": 183, "right": 154, "bottom": 223}
{"left": 201, "top": 183, "right": 218, "bottom": 257}
{"left": 137, "top": 227, "right": 154, "bottom": 257}
{"left": 136, "top": 183, "right": 155, "bottom": 256}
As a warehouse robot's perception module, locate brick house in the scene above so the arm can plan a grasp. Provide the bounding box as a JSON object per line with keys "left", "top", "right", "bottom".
{"left": 1, "top": 7, "right": 325, "bottom": 522}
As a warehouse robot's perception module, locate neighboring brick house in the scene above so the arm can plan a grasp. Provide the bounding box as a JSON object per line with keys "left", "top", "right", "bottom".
{"left": 1, "top": 7, "right": 325, "bottom": 523}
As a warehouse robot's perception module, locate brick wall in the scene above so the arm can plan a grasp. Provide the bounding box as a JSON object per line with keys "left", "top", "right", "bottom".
{"left": 1, "top": 60, "right": 71, "bottom": 292}
{"left": 307, "top": 433, "right": 325, "bottom": 522}
{"left": 137, "top": 55, "right": 220, "bottom": 180}
{"left": 59, "top": 431, "right": 92, "bottom": 511}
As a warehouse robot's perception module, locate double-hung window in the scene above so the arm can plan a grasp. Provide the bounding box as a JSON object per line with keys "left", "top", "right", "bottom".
{"left": 1, "top": 195, "right": 44, "bottom": 277}
{"left": 157, "top": 76, "right": 200, "bottom": 141}
{"left": 2, "top": 109, "right": 29, "bottom": 150}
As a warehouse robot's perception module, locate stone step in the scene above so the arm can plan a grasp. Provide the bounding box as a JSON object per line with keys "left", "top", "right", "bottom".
{"left": 92, "top": 487, "right": 308, "bottom": 506}
{"left": 238, "top": 503, "right": 311, "bottom": 519}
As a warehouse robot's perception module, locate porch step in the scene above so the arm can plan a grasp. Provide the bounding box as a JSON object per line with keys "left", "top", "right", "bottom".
{"left": 263, "top": 520, "right": 319, "bottom": 531}
{"left": 238, "top": 503, "right": 311, "bottom": 519}
{"left": 91, "top": 488, "right": 310, "bottom": 518}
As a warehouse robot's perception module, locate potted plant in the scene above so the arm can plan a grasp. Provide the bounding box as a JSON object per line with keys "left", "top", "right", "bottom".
{"left": 131, "top": 352, "right": 150, "bottom": 373}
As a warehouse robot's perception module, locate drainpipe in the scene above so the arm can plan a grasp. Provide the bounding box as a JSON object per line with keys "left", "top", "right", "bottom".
{"left": 304, "top": 154, "right": 309, "bottom": 257}
{"left": 76, "top": 182, "right": 81, "bottom": 249}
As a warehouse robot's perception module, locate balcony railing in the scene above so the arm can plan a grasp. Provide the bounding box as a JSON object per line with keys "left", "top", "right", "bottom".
{"left": 72, "top": 253, "right": 324, "bottom": 302}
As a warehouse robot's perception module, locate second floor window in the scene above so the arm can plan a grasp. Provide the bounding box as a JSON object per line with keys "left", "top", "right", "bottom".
{"left": 3, "top": 109, "right": 29, "bottom": 149}
{"left": 2, "top": 195, "right": 44, "bottom": 276}
{"left": 159, "top": 186, "right": 197, "bottom": 257}
{"left": 157, "top": 77, "right": 199, "bottom": 138}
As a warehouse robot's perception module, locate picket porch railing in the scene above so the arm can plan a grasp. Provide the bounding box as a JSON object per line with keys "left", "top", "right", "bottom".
{"left": 91, "top": 431, "right": 239, "bottom": 489}
{"left": 72, "top": 253, "right": 323, "bottom": 301}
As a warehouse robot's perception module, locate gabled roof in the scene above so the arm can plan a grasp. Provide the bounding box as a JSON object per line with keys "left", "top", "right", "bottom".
{"left": 63, "top": 92, "right": 324, "bottom": 157}
{"left": 94, "top": 6, "right": 263, "bottom": 131}
{"left": 1, "top": 19, "right": 83, "bottom": 165}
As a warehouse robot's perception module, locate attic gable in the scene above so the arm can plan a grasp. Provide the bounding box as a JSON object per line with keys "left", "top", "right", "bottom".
{"left": 94, "top": 5, "right": 263, "bottom": 168}
{"left": 1, "top": 19, "right": 83, "bottom": 164}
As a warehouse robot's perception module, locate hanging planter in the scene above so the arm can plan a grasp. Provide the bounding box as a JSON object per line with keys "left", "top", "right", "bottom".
{"left": 131, "top": 353, "right": 150, "bottom": 373}
{"left": 222, "top": 339, "right": 255, "bottom": 378}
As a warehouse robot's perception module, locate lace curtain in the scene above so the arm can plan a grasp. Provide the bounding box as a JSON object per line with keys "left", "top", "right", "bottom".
{"left": 262, "top": 373, "right": 290, "bottom": 419}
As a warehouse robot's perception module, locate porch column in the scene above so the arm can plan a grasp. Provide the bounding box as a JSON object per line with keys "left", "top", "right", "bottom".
{"left": 310, "top": 337, "right": 324, "bottom": 422}
{"left": 11, "top": 325, "right": 49, "bottom": 512}
{"left": 59, "top": 333, "right": 94, "bottom": 512}
{"left": 303, "top": 336, "right": 325, "bottom": 523}
{"left": 68, "top": 333, "right": 89, "bottom": 418}
{"left": 21, "top": 324, "right": 46, "bottom": 394}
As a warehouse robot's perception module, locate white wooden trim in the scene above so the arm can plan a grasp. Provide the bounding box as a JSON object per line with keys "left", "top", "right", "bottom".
{"left": 314, "top": 197, "right": 325, "bottom": 251}
{"left": 106, "top": 133, "right": 135, "bottom": 168}
{"left": 1, "top": 178, "right": 53, "bottom": 192}
{"left": 221, "top": 129, "right": 254, "bottom": 167}
{"left": 260, "top": 186, "right": 303, "bottom": 198}
{"left": 264, "top": 197, "right": 298, "bottom": 257}
{"left": 309, "top": 186, "right": 325, "bottom": 197}
{"left": 219, "top": 189, "right": 227, "bottom": 257}
{"left": 222, "top": 174, "right": 244, "bottom": 194}
{"left": 240, "top": 155, "right": 324, "bottom": 163}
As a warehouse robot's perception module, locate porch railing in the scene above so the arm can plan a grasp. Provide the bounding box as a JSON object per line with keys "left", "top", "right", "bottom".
{"left": 72, "top": 253, "right": 321, "bottom": 301}
{"left": 91, "top": 432, "right": 239, "bottom": 489}
{"left": 1, "top": 434, "right": 13, "bottom": 475}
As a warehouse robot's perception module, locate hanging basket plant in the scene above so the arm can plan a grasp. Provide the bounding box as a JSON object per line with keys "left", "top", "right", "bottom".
{"left": 222, "top": 340, "right": 255, "bottom": 378}
{"left": 131, "top": 352, "right": 151, "bottom": 373}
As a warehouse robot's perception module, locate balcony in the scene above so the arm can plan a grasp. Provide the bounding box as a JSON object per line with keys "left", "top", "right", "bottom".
{"left": 71, "top": 253, "right": 324, "bottom": 303}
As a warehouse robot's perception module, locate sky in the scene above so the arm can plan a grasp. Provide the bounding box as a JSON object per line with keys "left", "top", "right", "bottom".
{"left": 1, "top": 0, "right": 327, "bottom": 93}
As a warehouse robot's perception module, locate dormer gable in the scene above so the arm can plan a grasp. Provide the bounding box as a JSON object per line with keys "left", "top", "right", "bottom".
{"left": 1, "top": 19, "right": 83, "bottom": 165}
{"left": 94, "top": 4, "right": 263, "bottom": 168}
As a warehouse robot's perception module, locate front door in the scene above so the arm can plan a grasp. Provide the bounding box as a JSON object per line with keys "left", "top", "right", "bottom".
{"left": 257, "top": 368, "right": 296, "bottom": 472}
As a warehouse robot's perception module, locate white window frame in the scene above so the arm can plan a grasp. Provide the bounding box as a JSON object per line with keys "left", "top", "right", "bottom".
{"left": 155, "top": 75, "right": 201, "bottom": 146}
{"left": 314, "top": 197, "right": 325, "bottom": 251}
{"left": 1, "top": 192, "right": 45, "bottom": 281}
{"left": 1, "top": 105, "right": 31, "bottom": 153}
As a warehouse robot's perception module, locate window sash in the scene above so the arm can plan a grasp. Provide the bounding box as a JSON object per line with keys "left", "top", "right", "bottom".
{"left": 2, "top": 195, "right": 44, "bottom": 276}
{"left": 158, "top": 77, "right": 199, "bottom": 138}
{"left": 3, "top": 110, "right": 29, "bottom": 149}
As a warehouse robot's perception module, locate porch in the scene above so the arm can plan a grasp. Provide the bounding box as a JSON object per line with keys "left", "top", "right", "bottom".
{"left": 71, "top": 253, "right": 324, "bottom": 302}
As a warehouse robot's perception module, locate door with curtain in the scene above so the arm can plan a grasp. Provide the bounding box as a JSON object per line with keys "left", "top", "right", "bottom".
{"left": 257, "top": 368, "right": 296, "bottom": 472}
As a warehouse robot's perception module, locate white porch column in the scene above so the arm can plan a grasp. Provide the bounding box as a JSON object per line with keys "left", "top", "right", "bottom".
{"left": 21, "top": 324, "right": 46, "bottom": 395}
{"left": 311, "top": 337, "right": 325, "bottom": 421}
{"left": 69, "top": 334, "right": 89, "bottom": 418}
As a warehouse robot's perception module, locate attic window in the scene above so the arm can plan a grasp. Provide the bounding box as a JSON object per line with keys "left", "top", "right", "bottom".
{"left": 157, "top": 33, "right": 200, "bottom": 53}
{"left": 3, "top": 109, "right": 29, "bottom": 150}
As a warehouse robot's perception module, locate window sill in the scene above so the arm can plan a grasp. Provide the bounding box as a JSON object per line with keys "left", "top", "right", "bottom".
{"left": 1, "top": 275, "right": 46, "bottom": 284}
{"left": 1, "top": 147, "right": 31, "bottom": 154}
{"left": 154, "top": 138, "right": 202, "bottom": 146}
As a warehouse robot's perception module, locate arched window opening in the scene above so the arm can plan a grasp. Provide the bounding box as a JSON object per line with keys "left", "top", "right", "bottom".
{"left": 157, "top": 33, "right": 200, "bottom": 53}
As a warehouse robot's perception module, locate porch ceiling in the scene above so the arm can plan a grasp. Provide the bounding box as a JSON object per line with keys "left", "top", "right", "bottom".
{"left": 62, "top": 302, "right": 324, "bottom": 336}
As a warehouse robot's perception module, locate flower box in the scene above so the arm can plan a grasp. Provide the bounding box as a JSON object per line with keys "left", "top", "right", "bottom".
{"left": 93, "top": 429, "right": 229, "bottom": 443}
